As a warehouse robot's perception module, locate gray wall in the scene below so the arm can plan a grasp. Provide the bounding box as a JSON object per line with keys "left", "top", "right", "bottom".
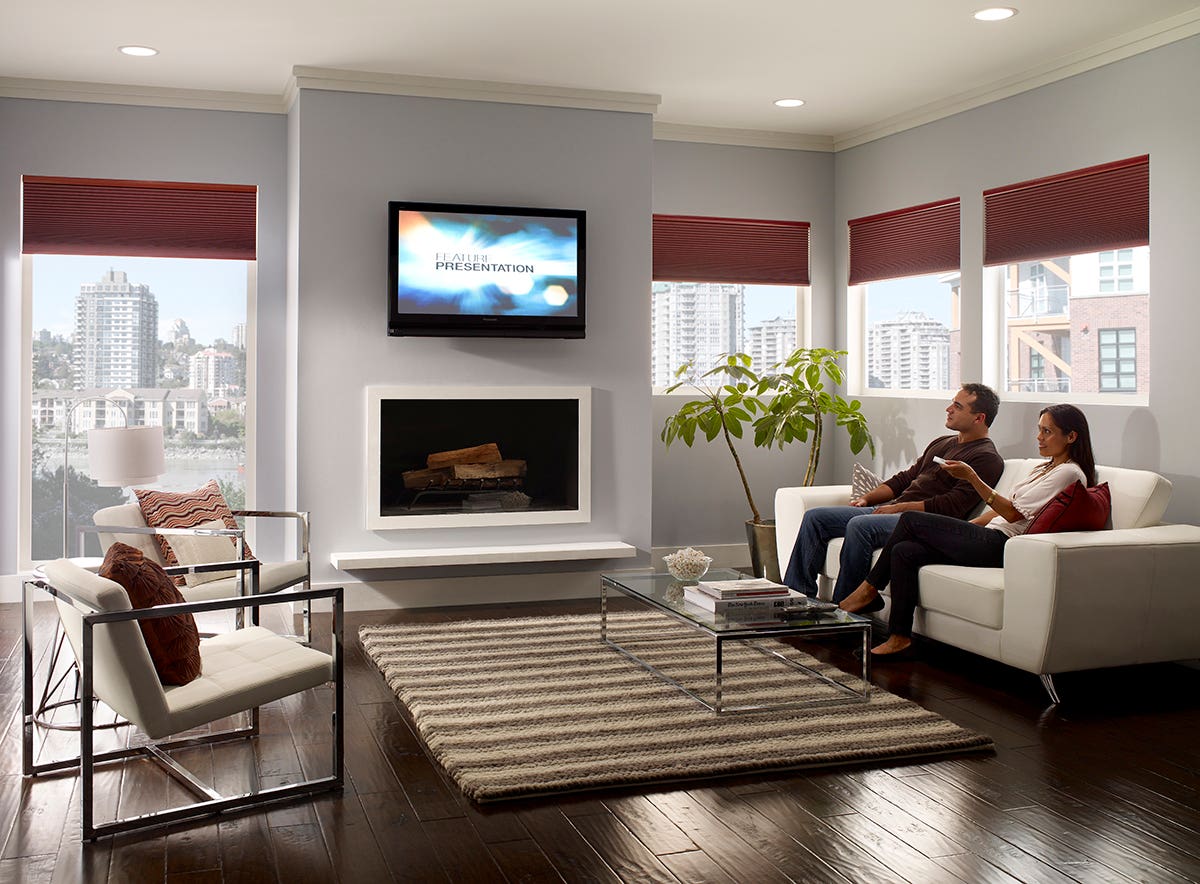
{"left": 291, "top": 89, "right": 654, "bottom": 604}
{"left": 650, "top": 140, "right": 836, "bottom": 550}
{"left": 830, "top": 35, "right": 1200, "bottom": 523}
{"left": 0, "top": 98, "right": 289, "bottom": 579}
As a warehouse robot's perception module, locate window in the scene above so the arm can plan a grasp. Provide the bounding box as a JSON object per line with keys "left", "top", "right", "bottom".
{"left": 21, "top": 177, "right": 256, "bottom": 565}
{"left": 651, "top": 282, "right": 805, "bottom": 384}
{"left": 1099, "top": 328, "right": 1138, "bottom": 391}
{"left": 849, "top": 198, "right": 961, "bottom": 393}
{"left": 1099, "top": 249, "right": 1135, "bottom": 293}
{"left": 985, "top": 156, "right": 1149, "bottom": 399}
{"left": 651, "top": 215, "right": 810, "bottom": 386}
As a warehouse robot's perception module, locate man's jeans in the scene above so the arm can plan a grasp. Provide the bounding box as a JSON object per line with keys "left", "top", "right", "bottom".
{"left": 782, "top": 506, "right": 902, "bottom": 602}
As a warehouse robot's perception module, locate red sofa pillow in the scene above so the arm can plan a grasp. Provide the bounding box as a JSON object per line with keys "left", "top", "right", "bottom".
{"left": 134, "top": 480, "right": 251, "bottom": 586}
{"left": 98, "top": 542, "right": 202, "bottom": 686}
{"left": 1027, "top": 481, "right": 1112, "bottom": 535}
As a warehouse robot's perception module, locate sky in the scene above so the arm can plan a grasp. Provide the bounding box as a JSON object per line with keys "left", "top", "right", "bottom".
{"left": 743, "top": 284, "right": 796, "bottom": 326}
{"left": 31, "top": 255, "right": 248, "bottom": 345}
{"left": 866, "top": 274, "right": 954, "bottom": 326}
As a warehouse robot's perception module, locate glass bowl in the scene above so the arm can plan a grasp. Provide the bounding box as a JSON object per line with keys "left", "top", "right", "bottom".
{"left": 663, "top": 547, "right": 713, "bottom": 583}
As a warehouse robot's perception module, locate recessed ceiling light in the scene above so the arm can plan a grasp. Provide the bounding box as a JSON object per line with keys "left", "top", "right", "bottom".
{"left": 774, "top": 98, "right": 806, "bottom": 108}
{"left": 973, "top": 7, "right": 1017, "bottom": 21}
{"left": 118, "top": 45, "right": 159, "bottom": 57}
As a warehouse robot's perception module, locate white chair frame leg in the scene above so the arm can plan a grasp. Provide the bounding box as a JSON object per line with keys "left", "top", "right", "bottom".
{"left": 1039, "top": 673, "right": 1061, "bottom": 705}
{"left": 22, "top": 583, "right": 343, "bottom": 841}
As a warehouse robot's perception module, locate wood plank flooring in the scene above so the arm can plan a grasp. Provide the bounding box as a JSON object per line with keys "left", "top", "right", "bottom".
{"left": 4, "top": 595, "right": 1200, "bottom": 883}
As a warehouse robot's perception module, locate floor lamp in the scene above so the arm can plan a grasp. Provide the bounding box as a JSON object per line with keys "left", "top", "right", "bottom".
{"left": 61, "top": 396, "right": 165, "bottom": 557}
{"left": 35, "top": 402, "right": 164, "bottom": 730}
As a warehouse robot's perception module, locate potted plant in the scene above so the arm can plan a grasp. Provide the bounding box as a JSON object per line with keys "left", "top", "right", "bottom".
{"left": 660, "top": 348, "right": 874, "bottom": 581}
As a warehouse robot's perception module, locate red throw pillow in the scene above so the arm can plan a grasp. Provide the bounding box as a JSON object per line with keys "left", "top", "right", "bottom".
{"left": 134, "top": 480, "right": 251, "bottom": 586}
{"left": 99, "top": 542, "right": 203, "bottom": 686}
{"left": 1027, "top": 481, "right": 1112, "bottom": 535}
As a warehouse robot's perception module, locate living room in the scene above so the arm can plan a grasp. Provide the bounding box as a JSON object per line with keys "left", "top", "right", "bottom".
{"left": 2, "top": 3, "right": 1200, "bottom": 878}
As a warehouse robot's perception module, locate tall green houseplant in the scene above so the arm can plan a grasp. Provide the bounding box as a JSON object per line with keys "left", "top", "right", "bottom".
{"left": 661, "top": 348, "right": 874, "bottom": 581}
{"left": 754, "top": 347, "right": 874, "bottom": 486}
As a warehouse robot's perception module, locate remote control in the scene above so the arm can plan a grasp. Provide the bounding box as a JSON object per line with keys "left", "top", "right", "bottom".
{"left": 932, "top": 455, "right": 946, "bottom": 464}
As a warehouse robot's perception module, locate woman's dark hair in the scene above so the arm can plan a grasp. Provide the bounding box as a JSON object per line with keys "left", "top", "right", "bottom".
{"left": 1039, "top": 404, "right": 1096, "bottom": 486}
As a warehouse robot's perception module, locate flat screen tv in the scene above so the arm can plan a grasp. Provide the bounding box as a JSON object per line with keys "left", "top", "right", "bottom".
{"left": 388, "top": 200, "right": 585, "bottom": 338}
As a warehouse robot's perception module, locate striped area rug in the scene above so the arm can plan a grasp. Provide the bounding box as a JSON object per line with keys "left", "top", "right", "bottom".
{"left": 359, "top": 612, "right": 992, "bottom": 802}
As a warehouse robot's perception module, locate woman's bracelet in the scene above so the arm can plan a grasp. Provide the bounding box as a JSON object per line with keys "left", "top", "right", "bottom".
{"left": 985, "top": 490, "right": 997, "bottom": 507}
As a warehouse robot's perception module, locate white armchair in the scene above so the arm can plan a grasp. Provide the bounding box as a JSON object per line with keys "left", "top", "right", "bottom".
{"left": 775, "top": 460, "right": 1200, "bottom": 702}
{"left": 92, "top": 503, "right": 312, "bottom": 642}
{"left": 21, "top": 558, "right": 343, "bottom": 840}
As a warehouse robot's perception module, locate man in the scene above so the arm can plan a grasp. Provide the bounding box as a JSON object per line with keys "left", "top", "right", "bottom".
{"left": 783, "top": 383, "right": 1004, "bottom": 603}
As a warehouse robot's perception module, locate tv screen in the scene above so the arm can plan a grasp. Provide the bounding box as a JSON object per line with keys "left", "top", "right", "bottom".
{"left": 388, "top": 200, "right": 585, "bottom": 338}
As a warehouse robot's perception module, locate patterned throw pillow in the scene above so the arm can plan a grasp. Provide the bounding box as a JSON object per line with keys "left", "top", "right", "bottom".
{"left": 134, "top": 480, "right": 251, "bottom": 586}
{"left": 99, "top": 541, "right": 202, "bottom": 686}
{"left": 852, "top": 462, "right": 884, "bottom": 500}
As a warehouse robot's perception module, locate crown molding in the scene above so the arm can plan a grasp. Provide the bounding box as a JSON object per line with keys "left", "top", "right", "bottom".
{"left": 0, "top": 77, "right": 283, "bottom": 114}
{"left": 834, "top": 6, "right": 1200, "bottom": 151}
{"left": 652, "top": 122, "right": 834, "bottom": 152}
{"left": 285, "top": 66, "right": 660, "bottom": 116}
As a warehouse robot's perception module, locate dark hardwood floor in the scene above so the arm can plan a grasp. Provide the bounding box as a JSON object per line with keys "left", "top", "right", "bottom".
{"left": 4, "top": 594, "right": 1200, "bottom": 883}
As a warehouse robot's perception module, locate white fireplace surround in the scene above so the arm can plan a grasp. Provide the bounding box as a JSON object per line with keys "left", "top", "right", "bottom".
{"left": 365, "top": 385, "right": 592, "bottom": 530}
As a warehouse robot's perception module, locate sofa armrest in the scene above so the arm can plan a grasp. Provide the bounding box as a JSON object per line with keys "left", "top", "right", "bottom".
{"left": 773, "top": 485, "right": 852, "bottom": 580}
{"left": 1000, "top": 524, "right": 1200, "bottom": 675}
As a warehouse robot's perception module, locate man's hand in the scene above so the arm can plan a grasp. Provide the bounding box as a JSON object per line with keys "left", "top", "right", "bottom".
{"left": 849, "top": 496, "right": 871, "bottom": 507}
{"left": 871, "top": 503, "right": 911, "bottom": 515}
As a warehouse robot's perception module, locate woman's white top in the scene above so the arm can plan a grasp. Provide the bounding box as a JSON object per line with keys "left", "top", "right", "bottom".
{"left": 986, "top": 461, "right": 1087, "bottom": 538}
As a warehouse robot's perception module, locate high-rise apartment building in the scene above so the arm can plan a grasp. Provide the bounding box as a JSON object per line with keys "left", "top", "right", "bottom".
{"left": 189, "top": 348, "right": 237, "bottom": 397}
{"left": 651, "top": 282, "right": 744, "bottom": 387}
{"left": 745, "top": 316, "right": 797, "bottom": 376}
{"left": 72, "top": 269, "right": 159, "bottom": 389}
{"left": 867, "top": 311, "right": 950, "bottom": 390}
{"left": 232, "top": 322, "right": 246, "bottom": 349}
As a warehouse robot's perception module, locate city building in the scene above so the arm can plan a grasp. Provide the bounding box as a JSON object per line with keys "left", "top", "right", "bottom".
{"left": 867, "top": 311, "right": 950, "bottom": 390}
{"left": 170, "top": 318, "right": 193, "bottom": 347}
{"left": 232, "top": 322, "right": 246, "bottom": 349}
{"left": 71, "top": 269, "right": 158, "bottom": 389}
{"left": 189, "top": 348, "right": 237, "bottom": 397}
{"left": 31, "top": 388, "right": 210, "bottom": 435}
{"left": 651, "top": 282, "right": 744, "bottom": 387}
{"left": 745, "top": 315, "right": 797, "bottom": 375}
{"left": 1005, "top": 248, "right": 1150, "bottom": 394}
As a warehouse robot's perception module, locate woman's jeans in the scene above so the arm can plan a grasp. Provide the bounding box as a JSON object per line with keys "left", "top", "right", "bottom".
{"left": 866, "top": 511, "right": 1009, "bottom": 638}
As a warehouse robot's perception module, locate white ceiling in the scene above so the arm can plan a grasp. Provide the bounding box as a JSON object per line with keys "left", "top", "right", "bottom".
{"left": 4, "top": 1, "right": 1199, "bottom": 147}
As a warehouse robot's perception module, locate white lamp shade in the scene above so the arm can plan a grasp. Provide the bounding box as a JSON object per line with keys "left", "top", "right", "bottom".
{"left": 87, "top": 425, "right": 166, "bottom": 486}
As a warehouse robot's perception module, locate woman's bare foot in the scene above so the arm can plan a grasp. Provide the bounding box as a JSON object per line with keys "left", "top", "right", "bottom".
{"left": 871, "top": 635, "right": 913, "bottom": 656}
{"left": 839, "top": 583, "right": 880, "bottom": 613}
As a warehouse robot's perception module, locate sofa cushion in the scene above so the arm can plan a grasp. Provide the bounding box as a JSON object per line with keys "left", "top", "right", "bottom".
{"left": 909, "top": 565, "right": 1005, "bottom": 629}
{"left": 1027, "top": 481, "right": 1111, "bottom": 535}
{"left": 98, "top": 542, "right": 202, "bottom": 686}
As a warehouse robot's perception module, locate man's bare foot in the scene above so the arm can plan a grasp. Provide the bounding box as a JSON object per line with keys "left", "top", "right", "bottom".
{"left": 871, "top": 635, "right": 913, "bottom": 656}
{"left": 839, "top": 584, "right": 880, "bottom": 613}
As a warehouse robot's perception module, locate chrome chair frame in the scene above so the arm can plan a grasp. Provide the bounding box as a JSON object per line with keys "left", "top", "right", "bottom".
{"left": 21, "top": 563, "right": 343, "bottom": 841}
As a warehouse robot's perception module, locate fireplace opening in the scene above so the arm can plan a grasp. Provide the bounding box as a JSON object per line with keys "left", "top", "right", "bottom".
{"left": 378, "top": 398, "right": 580, "bottom": 518}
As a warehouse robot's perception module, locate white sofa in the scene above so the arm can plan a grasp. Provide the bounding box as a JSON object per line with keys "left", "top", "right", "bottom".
{"left": 775, "top": 460, "right": 1200, "bottom": 702}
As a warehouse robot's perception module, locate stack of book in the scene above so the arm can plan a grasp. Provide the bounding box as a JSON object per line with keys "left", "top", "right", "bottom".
{"left": 682, "top": 577, "right": 803, "bottom": 619}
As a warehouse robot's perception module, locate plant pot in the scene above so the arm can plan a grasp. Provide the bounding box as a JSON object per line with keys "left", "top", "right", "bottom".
{"left": 744, "top": 519, "right": 781, "bottom": 584}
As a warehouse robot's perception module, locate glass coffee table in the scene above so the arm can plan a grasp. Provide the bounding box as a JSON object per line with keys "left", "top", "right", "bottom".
{"left": 601, "top": 569, "right": 872, "bottom": 713}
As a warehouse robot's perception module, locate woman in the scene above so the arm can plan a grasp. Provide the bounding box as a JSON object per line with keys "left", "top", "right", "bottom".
{"left": 839, "top": 404, "right": 1096, "bottom": 660}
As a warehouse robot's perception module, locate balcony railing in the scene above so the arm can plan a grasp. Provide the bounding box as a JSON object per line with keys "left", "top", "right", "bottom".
{"left": 1010, "top": 376, "right": 1071, "bottom": 393}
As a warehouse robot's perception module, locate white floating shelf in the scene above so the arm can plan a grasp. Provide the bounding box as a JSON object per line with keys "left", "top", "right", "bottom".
{"left": 330, "top": 541, "right": 639, "bottom": 570}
